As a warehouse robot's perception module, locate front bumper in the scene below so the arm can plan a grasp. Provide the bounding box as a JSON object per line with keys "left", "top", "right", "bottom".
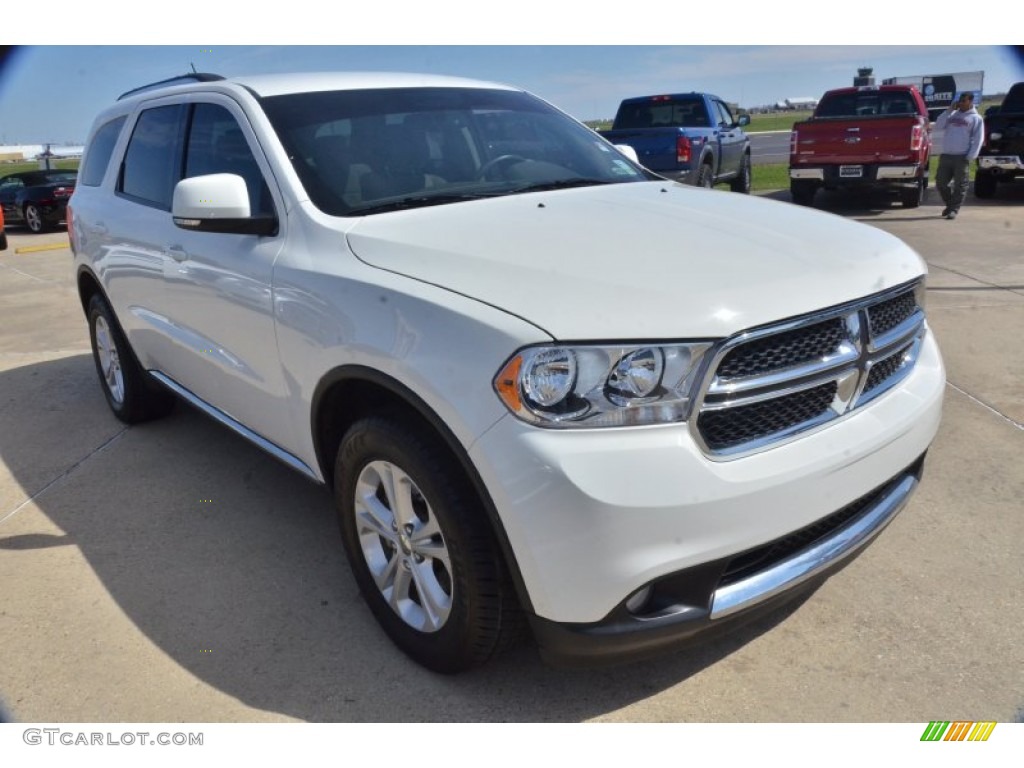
{"left": 529, "top": 455, "right": 923, "bottom": 665}
{"left": 469, "top": 330, "right": 944, "bottom": 662}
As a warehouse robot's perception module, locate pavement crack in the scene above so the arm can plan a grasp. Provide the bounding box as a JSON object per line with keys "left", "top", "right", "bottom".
{"left": 946, "top": 382, "right": 1024, "bottom": 431}
{"left": 0, "top": 427, "right": 129, "bottom": 527}
{"left": 0, "top": 261, "right": 54, "bottom": 284}
{"left": 927, "top": 264, "right": 1024, "bottom": 299}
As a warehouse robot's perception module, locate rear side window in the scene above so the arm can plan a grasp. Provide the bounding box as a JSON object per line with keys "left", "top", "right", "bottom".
{"left": 120, "top": 105, "right": 186, "bottom": 208}
{"left": 80, "top": 116, "right": 126, "bottom": 187}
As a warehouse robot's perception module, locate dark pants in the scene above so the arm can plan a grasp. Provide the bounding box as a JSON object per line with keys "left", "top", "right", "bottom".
{"left": 935, "top": 154, "right": 970, "bottom": 212}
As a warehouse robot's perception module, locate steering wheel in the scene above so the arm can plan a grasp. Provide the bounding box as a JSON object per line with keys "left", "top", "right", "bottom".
{"left": 477, "top": 154, "right": 526, "bottom": 180}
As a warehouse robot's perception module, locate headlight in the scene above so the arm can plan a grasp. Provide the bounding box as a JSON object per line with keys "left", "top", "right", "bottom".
{"left": 494, "top": 342, "right": 713, "bottom": 428}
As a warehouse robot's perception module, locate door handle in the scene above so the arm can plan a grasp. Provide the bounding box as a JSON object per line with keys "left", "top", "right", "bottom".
{"left": 166, "top": 245, "right": 188, "bottom": 263}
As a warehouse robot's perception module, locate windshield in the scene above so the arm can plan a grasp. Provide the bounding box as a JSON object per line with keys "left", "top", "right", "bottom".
{"left": 261, "top": 87, "right": 648, "bottom": 216}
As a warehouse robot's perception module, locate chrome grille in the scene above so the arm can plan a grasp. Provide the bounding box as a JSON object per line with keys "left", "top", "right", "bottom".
{"left": 868, "top": 291, "right": 917, "bottom": 337}
{"left": 699, "top": 381, "right": 838, "bottom": 451}
{"left": 694, "top": 282, "right": 926, "bottom": 457}
{"left": 717, "top": 319, "right": 845, "bottom": 379}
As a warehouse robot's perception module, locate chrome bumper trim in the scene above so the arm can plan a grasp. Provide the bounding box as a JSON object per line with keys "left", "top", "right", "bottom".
{"left": 710, "top": 472, "right": 917, "bottom": 619}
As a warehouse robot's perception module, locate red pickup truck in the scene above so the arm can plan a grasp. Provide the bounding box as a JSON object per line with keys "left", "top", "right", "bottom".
{"left": 789, "top": 85, "right": 931, "bottom": 208}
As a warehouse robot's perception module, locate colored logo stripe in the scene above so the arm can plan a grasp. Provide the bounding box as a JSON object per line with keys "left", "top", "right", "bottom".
{"left": 920, "top": 721, "right": 996, "bottom": 741}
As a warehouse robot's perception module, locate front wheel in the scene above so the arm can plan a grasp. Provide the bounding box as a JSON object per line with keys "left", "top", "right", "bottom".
{"left": 729, "top": 154, "right": 752, "bottom": 193}
{"left": 335, "top": 417, "right": 523, "bottom": 673}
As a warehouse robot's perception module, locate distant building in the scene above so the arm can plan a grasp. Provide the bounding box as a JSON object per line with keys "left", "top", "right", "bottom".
{"left": 0, "top": 144, "right": 84, "bottom": 162}
{"left": 773, "top": 98, "right": 819, "bottom": 111}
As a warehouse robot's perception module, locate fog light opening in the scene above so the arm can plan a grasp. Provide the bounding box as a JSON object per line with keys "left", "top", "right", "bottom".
{"left": 625, "top": 585, "right": 653, "bottom": 614}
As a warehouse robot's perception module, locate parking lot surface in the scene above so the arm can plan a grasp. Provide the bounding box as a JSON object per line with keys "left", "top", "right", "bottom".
{"left": 1, "top": 187, "right": 1021, "bottom": 722}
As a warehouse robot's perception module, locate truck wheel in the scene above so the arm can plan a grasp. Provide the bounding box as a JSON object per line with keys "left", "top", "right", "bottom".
{"left": 335, "top": 416, "right": 523, "bottom": 673}
{"left": 87, "top": 293, "right": 175, "bottom": 423}
{"left": 973, "top": 170, "right": 997, "bottom": 199}
{"left": 696, "top": 163, "right": 714, "bottom": 189}
{"left": 729, "top": 154, "right": 752, "bottom": 193}
{"left": 900, "top": 178, "right": 924, "bottom": 208}
{"left": 790, "top": 180, "right": 817, "bottom": 206}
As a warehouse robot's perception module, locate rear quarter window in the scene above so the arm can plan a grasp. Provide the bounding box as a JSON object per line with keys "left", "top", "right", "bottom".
{"left": 80, "top": 116, "right": 127, "bottom": 187}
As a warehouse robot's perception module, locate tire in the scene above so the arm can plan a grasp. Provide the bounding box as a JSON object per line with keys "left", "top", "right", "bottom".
{"left": 87, "top": 293, "right": 175, "bottom": 423}
{"left": 335, "top": 416, "right": 523, "bottom": 673}
{"left": 900, "top": 178, "right": 924, "bottom": 208}
{"left": 695, "top": 162, "right": 713, "bottom": 189}
{"left": 729, "top": 153, "right": 752, "bottom": 193}
{"left": 790, "top": 180, "right": 817, "bottom": 206}
{"left": 973, "top": 170, "right": 997, "bottom": 199}
{"left": 24, "top": 203, "right": 46, "bottom": 233}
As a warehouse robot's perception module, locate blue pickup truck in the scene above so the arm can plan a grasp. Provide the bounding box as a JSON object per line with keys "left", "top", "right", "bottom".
{"left": 599, "top": 92, "right": 752, "bottom": 191}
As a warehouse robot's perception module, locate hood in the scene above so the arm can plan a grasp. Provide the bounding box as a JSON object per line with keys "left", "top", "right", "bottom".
{"left": 345, "top": 182, "right": 924, "bottom": 340}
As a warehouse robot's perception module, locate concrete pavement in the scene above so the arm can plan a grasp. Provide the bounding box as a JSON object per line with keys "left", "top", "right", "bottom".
{"left": 0, "top": 187, "right": 1021, "bottom": 722}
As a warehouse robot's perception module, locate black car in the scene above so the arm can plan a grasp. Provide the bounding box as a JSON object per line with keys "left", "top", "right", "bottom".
{"left": 0, "top": 169, "right": 77, "bottom": 233}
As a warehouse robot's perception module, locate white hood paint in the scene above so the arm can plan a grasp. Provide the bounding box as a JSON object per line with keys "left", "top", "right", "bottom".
{"left": 346, "top": 182, "right": 925, "bottom": 340}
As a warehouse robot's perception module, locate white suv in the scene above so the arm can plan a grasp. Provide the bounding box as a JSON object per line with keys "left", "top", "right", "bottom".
{"left": 70, "top": 72, "right": 945, "bottom": 672}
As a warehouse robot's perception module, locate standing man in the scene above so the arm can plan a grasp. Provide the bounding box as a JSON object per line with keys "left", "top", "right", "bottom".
{"left": 934, "top": 92, "right": 985, "bottom": 220}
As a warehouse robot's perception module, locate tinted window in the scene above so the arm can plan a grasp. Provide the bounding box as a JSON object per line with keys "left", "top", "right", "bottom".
{"left": 816, "top": 92, "right": 917, "bottom": 118}
{"left": 185, "top": 104, "right": 273, "bottom": 215}
{"left": 120, "top": 105, "right": 186, "bottom": 208}
{"left": 81, "top": 116, "right": 126, "bottom": 187}
{"left": 1002, "top": 83, "right": 1024, "bottom": 113}
{"left": 614, "top": 98, "right": 709, "bottom": 129}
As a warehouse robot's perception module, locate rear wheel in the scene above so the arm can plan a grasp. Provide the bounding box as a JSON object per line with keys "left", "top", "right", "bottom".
{"left": 24, "top": 203, "right": 45, "bottom": 233}
{"left": 900, "top": 178, "right": 924, "bottom": 208}
{"left": 87, "top": 293, "right": 175, "bottom": 423}
{"left": 729, "top": 154, "right": 752, "bottom": 193}
{"left": 335, "top": 416, "right": 523, "bottom": 673}
{"left": 695, "top": 162, "right": 713, "bottom": 189}
{"left": 790, "top": 180, "right": 817, "bottom": 206}
{"left": 973, "top": 170, "right": 997, "bottom": 199}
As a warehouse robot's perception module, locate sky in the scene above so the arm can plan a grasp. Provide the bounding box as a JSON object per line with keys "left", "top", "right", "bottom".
{"left": 1, "top": 9, "right": 1021, "bottom": 145}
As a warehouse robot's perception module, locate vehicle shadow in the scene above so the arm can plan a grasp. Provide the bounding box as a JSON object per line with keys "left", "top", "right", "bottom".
{"left": 759, "top": 179, "right": 1024, "bottom": 214}
{"left": 0, "top": 355, "right": 815, "bottom": 723}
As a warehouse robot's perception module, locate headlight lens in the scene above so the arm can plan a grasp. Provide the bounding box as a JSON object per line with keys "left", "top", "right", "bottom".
{"left": 608, "top": 347, "right": 664, "bottom": 402}
{"left": 494, "top": 342, "right": 713, "bottom": 428}
{"left": 523, "top": 347, "right": 578, "bottom": 408}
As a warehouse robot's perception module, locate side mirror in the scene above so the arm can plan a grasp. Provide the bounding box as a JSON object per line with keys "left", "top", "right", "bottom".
{"left": 985, "top": 105, "right": 1000, "bottom": 117}
{"left": 614, "top": 144, "right": 640, "bottom": 164}
{"left": 737, "top": 114, "right": 751, "bottom": 127}
{"left": 172, "top": 173, "right": 277, "bottom": 236}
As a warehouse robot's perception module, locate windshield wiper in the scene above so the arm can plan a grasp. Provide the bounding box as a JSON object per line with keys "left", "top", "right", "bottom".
{"left": 348, "top": 192, "right": 502, "bottom": 216}
{"left": 508, "top": 178, "right": 617, "bottom": 194}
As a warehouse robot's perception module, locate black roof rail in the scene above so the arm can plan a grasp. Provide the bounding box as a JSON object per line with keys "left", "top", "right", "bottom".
{"left": 118, "top": 73, "right": 225, "bottom": 101}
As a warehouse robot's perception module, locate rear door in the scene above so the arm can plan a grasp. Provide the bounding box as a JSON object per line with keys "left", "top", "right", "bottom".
{"left": 102, "top": 95, "right": 290, "bottom": 447}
